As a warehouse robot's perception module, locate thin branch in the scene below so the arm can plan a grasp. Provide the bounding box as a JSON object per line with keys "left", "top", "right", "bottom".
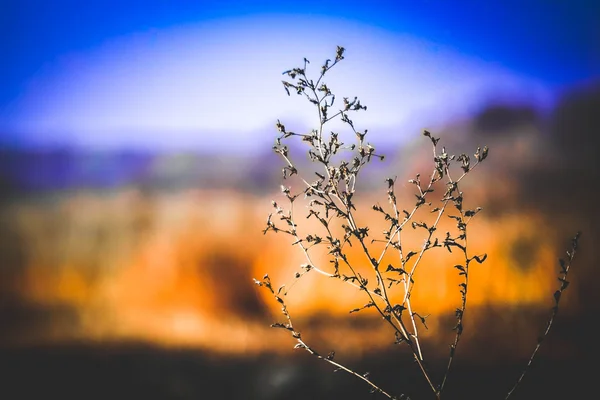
{"left": 505, "top": 232, "right": 581, "bottom": 400}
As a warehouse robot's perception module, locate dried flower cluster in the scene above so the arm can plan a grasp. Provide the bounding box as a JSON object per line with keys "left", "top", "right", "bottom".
{"left": 255, "top": 46, "right": 580, "bottom": 400}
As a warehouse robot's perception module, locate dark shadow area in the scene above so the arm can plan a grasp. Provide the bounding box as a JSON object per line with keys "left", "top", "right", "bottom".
{"left": 0, "top": 334, "right": 595, "bottom": 400}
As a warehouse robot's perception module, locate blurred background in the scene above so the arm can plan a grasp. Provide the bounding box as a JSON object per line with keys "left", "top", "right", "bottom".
{"left": 1, "top": 1, "right": 599, "bottom": 399}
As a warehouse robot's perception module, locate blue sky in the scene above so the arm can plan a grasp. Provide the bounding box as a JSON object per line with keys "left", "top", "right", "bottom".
{"left": 1, "top": 0, "right": 598, "bottom": 151}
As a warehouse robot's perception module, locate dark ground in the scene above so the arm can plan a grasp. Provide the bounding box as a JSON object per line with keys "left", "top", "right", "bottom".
{"left": 0, "top": 336, "right": 594, "bottom": 400}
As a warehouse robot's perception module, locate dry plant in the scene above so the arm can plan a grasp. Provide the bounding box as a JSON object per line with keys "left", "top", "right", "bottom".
{"left": 255, "top": 46, "right": 580, "bottom": 399}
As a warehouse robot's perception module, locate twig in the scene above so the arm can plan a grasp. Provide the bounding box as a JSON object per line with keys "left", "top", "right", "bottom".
{"left": 505, "top": 232, "right": 581, "bottom": 399}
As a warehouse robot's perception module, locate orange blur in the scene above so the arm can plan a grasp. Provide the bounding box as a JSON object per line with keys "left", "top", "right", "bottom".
{"left": 3, "top": 181, "right": 574, "bottom": 358}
